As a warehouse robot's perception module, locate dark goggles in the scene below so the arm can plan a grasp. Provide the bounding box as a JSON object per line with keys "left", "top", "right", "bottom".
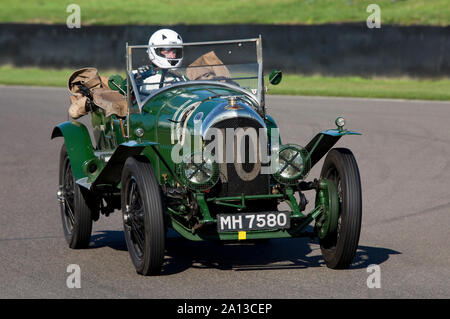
{"left": 155, "top": 47, "right": 183, "bottom": 59}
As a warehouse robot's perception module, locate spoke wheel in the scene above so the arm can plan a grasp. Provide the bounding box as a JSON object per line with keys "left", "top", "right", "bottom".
{"left": 121, "top": 157, "right": 165, "bottom": 276}
{"left": 318, "top": 148, "right": 362, "bottom": 269}
{"left": 124, "top": 178, "right": 146, "bottom": 258}
{"left": 59, "top": 144, "right": 93, "bottom": 248}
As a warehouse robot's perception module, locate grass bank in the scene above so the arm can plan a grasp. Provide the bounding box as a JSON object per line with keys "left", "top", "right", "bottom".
{"left": 0, "top": 66, "right": 448, "bottom": 101}
{"left": 0, "top": 0, "right": 448, "bottom": 26}
{"left": 269, "top": 75, "right": 450, "bottom": 100}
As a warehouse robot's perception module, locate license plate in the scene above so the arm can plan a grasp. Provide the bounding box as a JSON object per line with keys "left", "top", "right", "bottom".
{"left": 217, "top": 211, "right": 291, "bottom": 232}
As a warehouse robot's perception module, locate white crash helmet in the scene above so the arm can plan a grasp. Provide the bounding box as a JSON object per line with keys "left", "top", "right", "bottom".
{"left": 148, "top": 29, "right": 183, "bottom": 69}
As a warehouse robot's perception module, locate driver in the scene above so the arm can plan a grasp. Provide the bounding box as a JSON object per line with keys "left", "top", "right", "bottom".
{"left": 134, "top": 29, "right": 186, "bottom": 93}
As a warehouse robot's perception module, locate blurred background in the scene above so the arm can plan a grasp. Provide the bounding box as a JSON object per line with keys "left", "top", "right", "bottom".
{"left": 0, "top": 0, "right": 449, "bottom": 100}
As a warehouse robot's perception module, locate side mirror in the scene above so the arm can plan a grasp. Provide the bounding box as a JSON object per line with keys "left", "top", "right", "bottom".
{"left": 269, "top": 69, "right": 282, "bottom": 85}
{"left": 108, "top": 74, "right": 125, "bottom": 93}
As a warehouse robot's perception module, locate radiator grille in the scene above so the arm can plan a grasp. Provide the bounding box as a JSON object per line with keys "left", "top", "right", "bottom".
{"left": 211, "top": 118, "right": 270, "bottom": 197}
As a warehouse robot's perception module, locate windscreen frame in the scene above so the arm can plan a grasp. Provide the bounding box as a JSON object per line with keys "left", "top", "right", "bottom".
{"left": 125, "top": 37, "right": 264, "bottom": 113}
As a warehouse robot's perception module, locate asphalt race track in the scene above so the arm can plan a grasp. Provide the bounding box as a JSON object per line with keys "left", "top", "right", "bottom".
{"left": 0, "top": 85, "right": 449, "bottom": 298}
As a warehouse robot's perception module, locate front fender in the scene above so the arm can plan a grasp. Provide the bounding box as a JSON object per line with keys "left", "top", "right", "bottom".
{"left": 51, "top": 121, "right": 97, "bottom": 181}
{"left": 305, "top": 129, "right": 361, "bottom": 168}
{"left": 91, "top": 140, "right": 159, "bottom": 189}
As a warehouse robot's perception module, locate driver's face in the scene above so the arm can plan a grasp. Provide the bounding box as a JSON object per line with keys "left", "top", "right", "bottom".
{"left": 161, "top": 48, "right": 176, "bottom": 59}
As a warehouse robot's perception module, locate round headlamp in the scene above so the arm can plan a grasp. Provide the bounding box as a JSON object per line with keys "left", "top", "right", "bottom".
{"left": 184, "top": 157, "right": 213, "bottom": 184}
{"left": 180, "top": 152, "right": 219, "bottom": 191}
{"left": 273, "top": 144, "right": 311, "bottom": 185}
{"left": 335, "top": 116, "right": 345, "bottom": 128}
{"left": 278, "top": 148, "right": 303, "bottom": 179}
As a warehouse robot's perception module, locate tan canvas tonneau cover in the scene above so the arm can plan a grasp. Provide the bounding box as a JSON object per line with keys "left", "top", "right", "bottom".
{"left": 68, "top": 67, "right": 127, "bottom": 119}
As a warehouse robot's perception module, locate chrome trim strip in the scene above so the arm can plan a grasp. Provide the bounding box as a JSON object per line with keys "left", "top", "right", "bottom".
{"left": 201, "top": 101, "right": 266, "bottom": 138}
{"left": 126, "top": 42, "right": 132, "bottom": 135}
{"left": 256, "top": 35, "right": 265, "bottom": 115}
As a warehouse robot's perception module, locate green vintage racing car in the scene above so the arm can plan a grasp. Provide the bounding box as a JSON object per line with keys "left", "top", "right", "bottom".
{"left": 52, "top": 36, "right": 362, "bottom": 276}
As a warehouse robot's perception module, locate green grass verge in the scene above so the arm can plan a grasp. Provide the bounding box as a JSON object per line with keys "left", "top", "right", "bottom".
{"left": 269, "top": 75, "right": 450, "bottom": 100}
{"left": 0, "top": 66, "right": 119, "bottom": 87}
{"left": 0, "top": 66, "right": 449, "bottom": 101}
{"left": 0, "top": 0, "right": 448, "bottom": 26}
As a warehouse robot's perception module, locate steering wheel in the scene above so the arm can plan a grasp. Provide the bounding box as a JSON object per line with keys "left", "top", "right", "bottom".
{"left": 159, "top": 69, "right": 186, "bottom": 88}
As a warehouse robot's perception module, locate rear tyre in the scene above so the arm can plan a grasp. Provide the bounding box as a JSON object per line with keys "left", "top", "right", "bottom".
{"left": 319, "top": 148, "right": 362, "bottom": 269}
{"left": 59, "top": 144, "right": 93, "bottom": 249}
{"left": 121, "top": 157, "right": 165, "bottom": 276}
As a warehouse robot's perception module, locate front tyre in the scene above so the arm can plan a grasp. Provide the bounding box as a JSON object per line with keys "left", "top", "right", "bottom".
{"left": 59, "top": 144, "right": 93, "bottom": 248}
{"left": 319, "top": 148, "right": 362, "bottom": 269}
{"left": 121, "top": 157, "right": 165, "bottom": 276}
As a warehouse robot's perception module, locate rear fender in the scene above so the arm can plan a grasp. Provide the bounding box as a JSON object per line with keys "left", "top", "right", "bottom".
{"left": 51, "top": 121, "right": 97, "bottom": 181}
{"left": 305, "top": 129, "right": 361, "bottom": 168}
